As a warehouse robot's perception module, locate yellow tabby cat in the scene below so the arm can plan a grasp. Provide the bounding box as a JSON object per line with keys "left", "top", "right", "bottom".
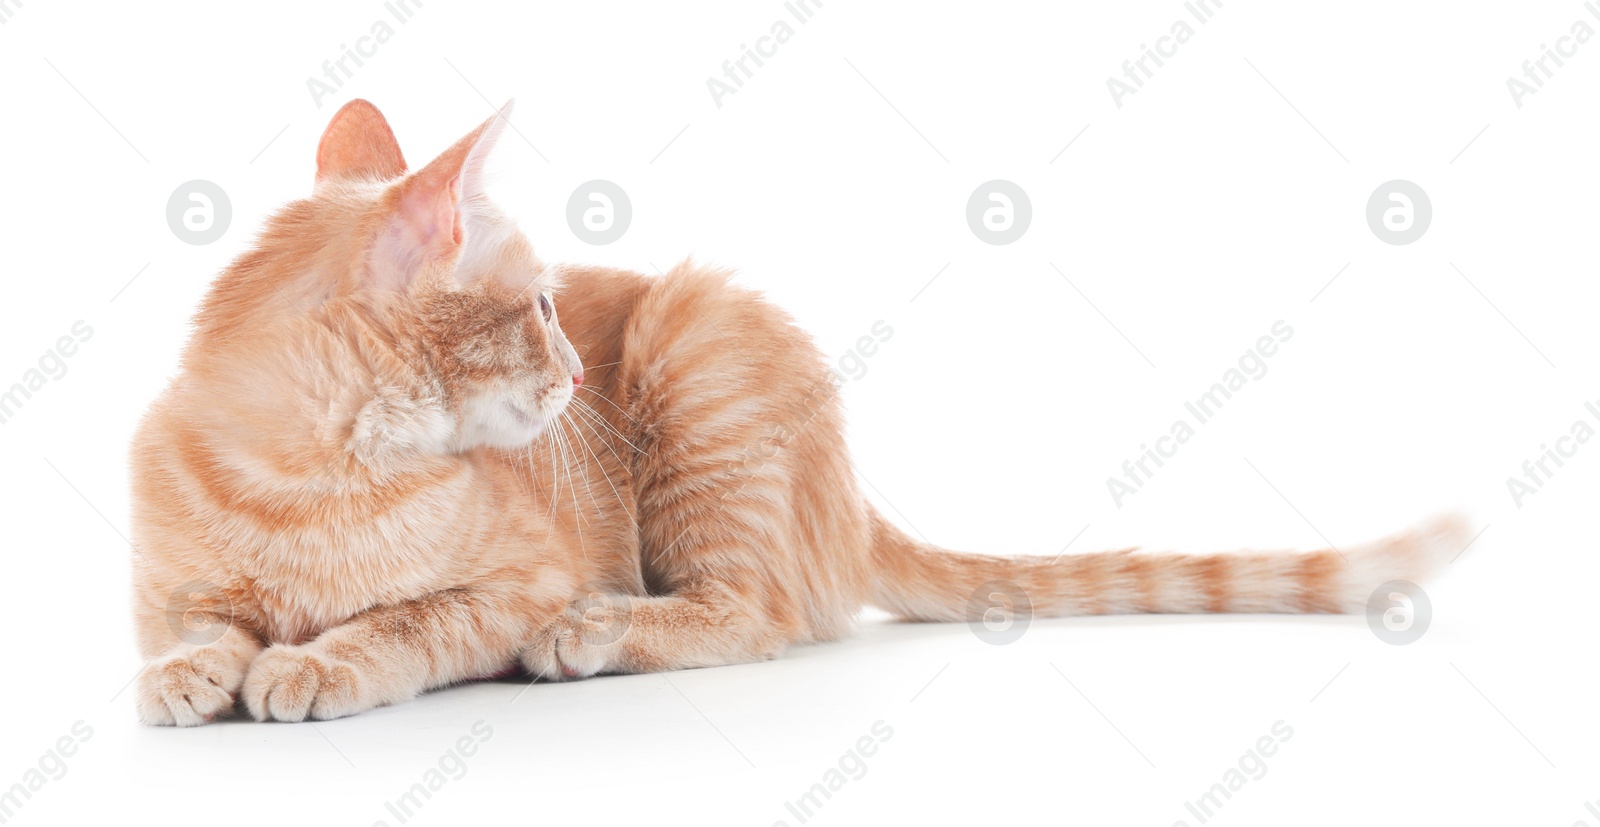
{"left": 130, "top": 100, "right": 1464, "bottom": 725}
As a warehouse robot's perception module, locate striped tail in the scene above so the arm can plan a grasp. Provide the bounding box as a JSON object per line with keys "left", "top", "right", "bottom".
{"left": 868, "top": 510, "right": 1468, "bottom": 619}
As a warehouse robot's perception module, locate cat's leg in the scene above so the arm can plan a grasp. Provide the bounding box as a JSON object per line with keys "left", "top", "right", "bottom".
{"left": 521, "top": 479, "right": 843, "bottom": 679}
{"left": 525, "top": 268, "right": 872, "bottom": 679}
{"left": 136, "top": 628, "right": 264, "bottom": 726}
{"left": 243, "top": 585, "right": 563, "bottom": 722}
{"left": 523, "top": 447, "right": 808, "bottom": 678}
{"left": 521, "top": 584, "right": 789, "bottom": 680}
{"left": 133, "top": 583, "right": 264, "bottom": 726}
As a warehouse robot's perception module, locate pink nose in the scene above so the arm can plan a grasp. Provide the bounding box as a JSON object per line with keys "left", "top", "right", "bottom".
{"left": 572, "top": 372, "right": 584, "bottom": 387}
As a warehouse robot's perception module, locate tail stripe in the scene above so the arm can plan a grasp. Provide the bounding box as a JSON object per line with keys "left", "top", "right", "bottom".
{"left": 869, "top": 508, "right": 1467, "bottom": 619}
{"left": 1195, "top": 556, "right": 1230, "bottom": 613}
{"left": 1297, "top": 551, "right": 1343, "bottom": 613}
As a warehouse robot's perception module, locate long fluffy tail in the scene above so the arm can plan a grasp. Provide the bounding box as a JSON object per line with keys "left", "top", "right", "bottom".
{"left": 868, "top": 510, "right": 1468, "bottom": 619}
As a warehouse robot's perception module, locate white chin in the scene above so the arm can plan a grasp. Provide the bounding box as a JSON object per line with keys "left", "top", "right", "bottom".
{"left": 478, "top": 421, "right": 545, "bottom": 450}
{"left": 458, "top": 397, "right": 549, "bottom": 450}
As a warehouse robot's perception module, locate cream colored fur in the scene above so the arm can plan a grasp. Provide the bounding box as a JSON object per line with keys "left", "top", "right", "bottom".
{"left": 130, "top": 100, "right": 1466, "bottom": 725}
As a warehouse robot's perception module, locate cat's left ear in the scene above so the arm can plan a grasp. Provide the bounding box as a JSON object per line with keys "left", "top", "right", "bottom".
{"left": 316, "top": 99, "right": 408, "bottom": 185}
{"left": 369, "top": 101, "right": 513, "bottom": 292}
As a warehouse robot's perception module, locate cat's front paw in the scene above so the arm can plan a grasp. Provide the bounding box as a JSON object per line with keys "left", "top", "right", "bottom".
{"left": 242, "top": 645, "right": 373, "bottom": 722}
{"left": 137, "top": 648, "right": 244, "bottom": 726}
{"left": 521, "top": 600, "right": 630, "bottom": 681}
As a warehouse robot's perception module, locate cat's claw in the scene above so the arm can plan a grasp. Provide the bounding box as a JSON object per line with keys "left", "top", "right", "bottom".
{"left": 242, "top": 645, "right": 373, "bottom": 722}
{"left": 137, "top": 649, "right": 242, "bottom": 727}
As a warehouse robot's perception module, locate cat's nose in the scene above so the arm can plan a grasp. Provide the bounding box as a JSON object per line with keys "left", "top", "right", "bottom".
{"left": 572, "top": 372, "right": 584, "bottom": 387}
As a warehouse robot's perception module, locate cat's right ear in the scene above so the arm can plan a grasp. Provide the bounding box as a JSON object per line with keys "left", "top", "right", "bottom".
{"left": 364, "top": 104, "right": 512, "bottom": 293}
{"left": 315, "top": 99, "right": 408, "bottom": 187}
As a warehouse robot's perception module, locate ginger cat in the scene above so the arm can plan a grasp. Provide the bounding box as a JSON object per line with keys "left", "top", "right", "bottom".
{"left": 130, "top": 100, "right": 1465, "bottom": 725}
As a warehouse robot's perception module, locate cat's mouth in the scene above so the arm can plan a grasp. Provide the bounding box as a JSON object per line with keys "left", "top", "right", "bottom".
{"left": 492, "top": 388, "right": 572, "bottom": 447}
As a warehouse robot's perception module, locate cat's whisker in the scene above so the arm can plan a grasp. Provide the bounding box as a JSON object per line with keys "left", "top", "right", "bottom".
{"left": 561, "top": 417, "right": 591, "bottom": 534}
{"left": 555, "top": 415, "right": 594, "bottom": 563}
{"left": 569, "top": 408, "right": 646, "bottom": 485}
{"left": 569, "top": 398, "right": 645, "bottom": 454}
{"left": 541, "top": 415, "right": 578, "bottom": 545}
{"left": 550, "top": 415, "right": 576, "bottom": 524}
{"left": 566, "top": 408, "right": 637, "bottom": 522}
{"left": 566, "top": 403, "right": 637, "bottom": 493}
{"left": 575, "top": 386, "right": 638, "bottom": 423}
{"left": 559, "top": 412, "right": 604, "bottom": 521}
{"left": 551, "top": 414, "right": 585, "bottom": 530}
{"left": 540, "top": 422, "right": 564, "bottom": 528}
{"left": 551, "top": 429, "right": 564, "bottom": 505}
{"left": 512, "top": 445, "right": 542, "bottom": 501}
{"left": 523, "top": 443, "right": 566, "bottom": 547}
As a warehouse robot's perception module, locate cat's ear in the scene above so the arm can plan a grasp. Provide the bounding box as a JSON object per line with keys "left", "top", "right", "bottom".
{"left": 315, "top": 99, "right": 408, "bottom": 185}
{"left": 367, "top": 101, "right": 513, "bottom": 292}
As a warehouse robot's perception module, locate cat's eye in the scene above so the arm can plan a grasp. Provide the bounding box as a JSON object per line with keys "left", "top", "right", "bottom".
{"left": 538, "top": 293, "right": 553, "bottom": 322}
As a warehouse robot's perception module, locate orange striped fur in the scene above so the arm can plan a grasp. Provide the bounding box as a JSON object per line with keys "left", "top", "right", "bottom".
{"left": 130, "top": 100, "right": 1467, "bottom": 725}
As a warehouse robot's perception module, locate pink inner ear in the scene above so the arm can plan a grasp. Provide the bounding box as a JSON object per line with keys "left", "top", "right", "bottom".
{"left": 369, "top": 172, "right": 463, "bottom": 292}
{"left": 401, "top": 172, "right": 463, "bottom": 254}
{"left": 365, "top": 105, "right": 511, "bottom": 292}
{"left": 447, "top": 175, "right": 464, "bottom": 245}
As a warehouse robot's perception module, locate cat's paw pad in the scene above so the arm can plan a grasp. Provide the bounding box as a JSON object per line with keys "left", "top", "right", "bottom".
{"left": 137, "top": 649, "right": 241, "bottom": 727}
{"left": 242, "top": 645, "right": 370, "bottom": 722}
{"left": 521, "top": 603, "right": 628, "bottom": 681}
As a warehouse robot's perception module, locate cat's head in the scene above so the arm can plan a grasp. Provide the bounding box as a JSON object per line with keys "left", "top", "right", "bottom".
{"left": 193, "top": 100, "right": 582, "bottom": 456}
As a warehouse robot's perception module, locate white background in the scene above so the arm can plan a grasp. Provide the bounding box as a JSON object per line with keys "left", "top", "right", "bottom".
{"left": 1, "top": 1, "right": 1595, "bottom": 824}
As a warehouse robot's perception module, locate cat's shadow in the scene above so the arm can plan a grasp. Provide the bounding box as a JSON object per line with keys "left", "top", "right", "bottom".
{"left": 202, "top": 611, "right": 1361, "bottom": 723}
